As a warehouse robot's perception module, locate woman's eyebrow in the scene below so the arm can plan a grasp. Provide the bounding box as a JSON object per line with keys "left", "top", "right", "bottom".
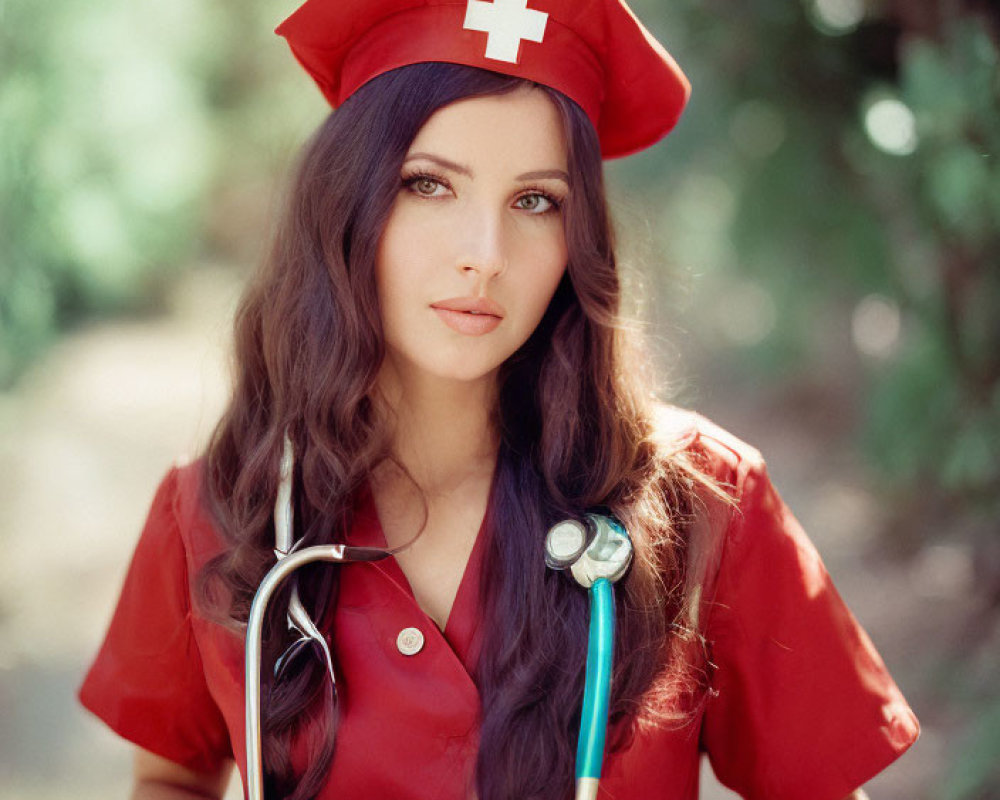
{"left": 403, "top": 152, "right": 569, "bottom": 185}
{"left": 404, "top": 152, "right": 472, "bottom": 176}
{"left": 518, "top": 168, "right": 570, "bottom": 185}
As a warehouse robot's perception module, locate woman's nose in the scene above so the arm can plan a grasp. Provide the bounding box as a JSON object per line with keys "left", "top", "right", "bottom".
{"left": 456, "top": 203, "right": 508, "bottom": 280}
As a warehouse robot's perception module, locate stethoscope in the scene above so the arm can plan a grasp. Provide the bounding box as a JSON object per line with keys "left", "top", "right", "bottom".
{"left": 245, "top": 436, "right": 633, "bottom": 800}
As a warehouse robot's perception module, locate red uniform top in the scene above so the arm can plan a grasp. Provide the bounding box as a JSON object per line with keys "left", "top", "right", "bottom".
{"left": 78, "top": 409, "right": 919, "bottom": 799}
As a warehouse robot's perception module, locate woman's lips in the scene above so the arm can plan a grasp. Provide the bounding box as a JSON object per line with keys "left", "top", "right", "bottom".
{"left": 430, "top": 297, "right": 504, "bottom": 336}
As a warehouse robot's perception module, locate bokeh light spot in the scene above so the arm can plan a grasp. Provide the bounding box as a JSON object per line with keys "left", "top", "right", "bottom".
{"left": 864, "top": 97, "right": 919, "bottom": 156}
{"left": 852, "top": 294, "right": 901, "bottom": 358}
{"left": 810, "top": 0, "right": 865, "bottom": 35}
{"left": 61, "top": 185, "right": 130, "bottom": 267}
{"left": 714, "top": 279, "right": 777, "bottom": 346}
{"left": 661, "top": 173, "right": 738, "bottom": 273}
{"left": 730, "top": 101, "right": 786, "bottom": 159}
{"left": 909, "top": 544, "right": 974, "bottom": 599}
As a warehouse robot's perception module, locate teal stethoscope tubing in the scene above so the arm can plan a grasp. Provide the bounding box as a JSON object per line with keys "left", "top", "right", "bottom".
{"left": 575, "top": 577, "right": 614, "bottom": 799}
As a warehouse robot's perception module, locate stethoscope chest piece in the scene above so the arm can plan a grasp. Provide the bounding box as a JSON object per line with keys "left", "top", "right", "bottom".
{"left": 545, "top": 513, "right": 632, "bottom": 588}
{"left": 544, "top": 519, "right": 591, "bottom": 568}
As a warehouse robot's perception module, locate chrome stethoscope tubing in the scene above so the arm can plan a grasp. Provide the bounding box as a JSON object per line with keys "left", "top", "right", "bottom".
{"left": 246, "top": 435, "right": 387, "bottom": 800}
{"left": 246, "top": 543, "right": 354, "bottom": 800}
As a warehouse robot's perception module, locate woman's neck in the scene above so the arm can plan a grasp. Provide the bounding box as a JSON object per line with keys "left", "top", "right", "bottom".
{"left": 373, "top": 359, "right": 499, "bottom": 498}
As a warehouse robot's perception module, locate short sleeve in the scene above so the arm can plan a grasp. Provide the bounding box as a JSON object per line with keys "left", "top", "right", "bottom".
{"left": 77, "top": 467, "right": 233, "bottom": 773}
{"left": 699, "top": 456, "right": 919, "bottom": 800}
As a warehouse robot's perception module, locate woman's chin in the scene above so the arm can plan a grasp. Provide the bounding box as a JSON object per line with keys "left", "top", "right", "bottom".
{"left": 382, "top": 350, "right": 504, "bottom": 390}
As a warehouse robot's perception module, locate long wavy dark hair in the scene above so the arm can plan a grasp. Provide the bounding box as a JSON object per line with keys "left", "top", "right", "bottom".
{"left": 198, "top": 62, "right": 728, "bottom": 800}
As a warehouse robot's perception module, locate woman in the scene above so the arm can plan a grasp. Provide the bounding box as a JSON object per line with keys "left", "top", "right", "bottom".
{"left": 78, "top": 1, "right": 919, "bottom": 798}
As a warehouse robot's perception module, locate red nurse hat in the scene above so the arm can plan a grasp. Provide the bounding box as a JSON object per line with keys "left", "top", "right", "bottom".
{"left": 275, "top": 0, "right": 691, "bottom": 159}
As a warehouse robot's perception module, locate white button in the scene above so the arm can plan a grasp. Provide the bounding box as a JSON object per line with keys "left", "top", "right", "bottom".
{"left": 396, "top": 627, "right": 425, "bottom": 656}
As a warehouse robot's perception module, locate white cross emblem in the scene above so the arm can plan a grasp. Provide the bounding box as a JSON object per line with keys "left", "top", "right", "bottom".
{"left": 463, "top": 0, "right": 549, "bottom": 64}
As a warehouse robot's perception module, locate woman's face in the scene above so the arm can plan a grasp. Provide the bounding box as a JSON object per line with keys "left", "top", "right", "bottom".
{"left": 375, "top": 85, "right": 570, "bottom": 389}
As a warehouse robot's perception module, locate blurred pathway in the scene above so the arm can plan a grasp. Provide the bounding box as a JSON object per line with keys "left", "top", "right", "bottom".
{"left": 0, "top": 266, "right": 239, "bottom": 799}
{"left": 0, "top": 265, "right": 966, "bottom": 798}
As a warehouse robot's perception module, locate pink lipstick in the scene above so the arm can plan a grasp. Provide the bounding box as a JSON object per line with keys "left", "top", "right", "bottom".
{"left": 430, "top": 297, "right": 505, "bottom": 336}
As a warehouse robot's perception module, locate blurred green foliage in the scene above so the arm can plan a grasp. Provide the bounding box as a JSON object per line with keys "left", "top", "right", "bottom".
{"left": 614, "top": 1, "right": 1000, "bottom": 534}
{"left": 0, "top": 0, "right": 321, "bottom": 388}
{"left": 944, "top": 695, "right": 1000, "bottom": 800}
{"left": 866, "top": 19, "right": 1000, "bottom": 512}
{"left": 2, "top": 0, "right": 208, "bottom": 383}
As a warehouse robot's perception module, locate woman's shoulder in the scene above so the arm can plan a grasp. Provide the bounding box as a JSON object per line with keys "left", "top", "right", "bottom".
{"left": 649, "top": 402, "right": 767, "bottom": 496}
{"left": 647, "top": 404, "right": 806, "bottom": 599}
{"left": 144, "top": 455, "right": 228, "bottom": 568}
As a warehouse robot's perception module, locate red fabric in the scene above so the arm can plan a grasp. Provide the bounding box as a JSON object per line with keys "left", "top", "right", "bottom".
{"left": 274, "top": 0, "right": 690, "bottom": 159}
{"left": 78, "top": 409, "right": 918, "bottom": 798}
{"left": 693, "top": 421, "right": 920, "bottom": 800}
{"left": 77, "top": 468, "right": 234, "bottom": 774}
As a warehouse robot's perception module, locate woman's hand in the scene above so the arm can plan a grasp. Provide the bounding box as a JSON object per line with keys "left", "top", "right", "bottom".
{"left": 843, "top": 791, "right": 871, "bottom": 800}
{"left": 130, "top": 748, "right": 233, "bottom": 799}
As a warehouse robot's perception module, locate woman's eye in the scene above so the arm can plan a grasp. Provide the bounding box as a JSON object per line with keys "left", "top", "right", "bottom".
{"left": 516, "top": 192, "right": 560, "bottom": 214}
{"left": 403, "top": 174, "right": 560, "bottom": 213}
{"left": 403, "top": 174, "right": 448, "bottom": 197}
{"left": 414, "top": 177, "right": 442, "bottom": 195}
